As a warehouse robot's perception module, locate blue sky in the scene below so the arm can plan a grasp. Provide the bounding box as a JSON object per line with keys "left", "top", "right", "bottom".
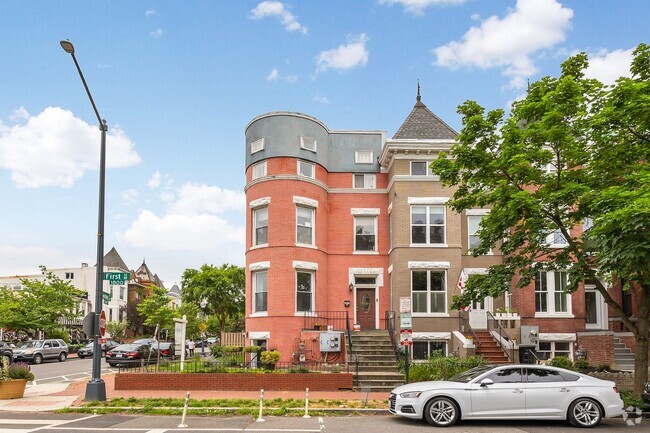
{"left": 0, "top": 0, "right": 647, "bottom": 287}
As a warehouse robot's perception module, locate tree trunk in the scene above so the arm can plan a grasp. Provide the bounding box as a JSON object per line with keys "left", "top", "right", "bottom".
{"left": 634, "top": 315, "right": 650, "bottom": 397}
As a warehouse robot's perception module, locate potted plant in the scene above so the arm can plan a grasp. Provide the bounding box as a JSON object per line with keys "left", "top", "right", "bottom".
{"left": 313, "top": 322, "right": 322, "bottom": 331}
{"left": 495, "top": 307, "right": 506, "bottom": 318}
{"left": 260, "top": 349, "right": 281, "bottom": 371}
{"left": 0, "top": 359, "right": 35, "bottom": 399}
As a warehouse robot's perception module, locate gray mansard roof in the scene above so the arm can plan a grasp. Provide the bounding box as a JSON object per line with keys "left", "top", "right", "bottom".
{"left": 393, "top": 93, "right": 457, "bottom": 140}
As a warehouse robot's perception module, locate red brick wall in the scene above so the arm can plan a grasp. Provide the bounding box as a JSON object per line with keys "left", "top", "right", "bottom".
{"left": 576, "top": 333, "right": 614, "bottom": 367}
{"left": 115, "top": 373, "right": 353, "bottom": 391}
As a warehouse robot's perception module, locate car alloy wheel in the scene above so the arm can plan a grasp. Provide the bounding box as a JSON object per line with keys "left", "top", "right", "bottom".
{"left": 32, "top": 354, "right": 43, "bottom": 364}
{"left": 569, "top": 398, "right": 602, "bottom": 428}
{"left": 58, "top": 352, "right": 67, "bottom": 362}
{"left": 424, "top": 397, "right": 459, "bottom": 427}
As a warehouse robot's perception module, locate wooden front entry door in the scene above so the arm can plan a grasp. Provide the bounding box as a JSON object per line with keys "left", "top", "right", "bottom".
{"left": 356, "top": 288, "right": 376, "bottom": 330}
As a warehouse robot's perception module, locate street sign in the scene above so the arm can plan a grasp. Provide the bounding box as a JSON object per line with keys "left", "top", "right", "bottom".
{"left": 400, "top": 313, "right": 412, "bottom": 329}
{"left": 399, "top": 297, "right": 411, "bottom": 313}
{"left": 199, "top": 322, "right": 207, "bottom": 333}
{"left": 102, "top": 291, "right": 112, "bottom": 304}
{"left": 82, "top": 312, "right": 95, "bottom": 337}
{"left": 103, "top": 272, "right": 130, "bottom": 283}
{"left": 400, "top": 329, "right": 413, "bottom": 346}
{"left": 99, "top": 310, "right": 106, "bottom": 337}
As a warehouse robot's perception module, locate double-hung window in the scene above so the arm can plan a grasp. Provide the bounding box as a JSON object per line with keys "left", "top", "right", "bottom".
{"left": 298, "top": 160, "right": 315, "bottom": 178}
{"left": 355, "top": 150, "right": 373, "bottom": 164}
{"left": 410, "top": 161, "right": 433, "bottom": 176}
{"left": 300, "top": 136, "right": 317, "bottom": 152}
{"left": 413, "top": 341, "right": 447, "bottom": 360}
{"left": 412, "top": 270, "right": 446, "bottom": 314}
{"left": 253, "top": 271, "right": 268, "bottom": 313}
{"left": 547, "top": 229, "right": 568, "bottom": 247}
{"left": 354, "top": 216, "right": 377, "bottom": 252}
{"left": 253, "top": 207, "right": 268, "bottom": 246}
{"left": 467, "top": 215, "right": 482, "bottom": 251}
{"left": 537, "top": 341, "right": 572, "bottom": 361}
{"left": 535, "top": 271, "right": 571, "bottom": 315}
{"left": 411, "top": 206, "right": 445, "bottom": 244}
{"left": 296, "top": 206, "right": 314, "bottom": 245}
{"left": 353, "top": 174, "right": 375, "bottom": 189}
{"left": 251, "top": 138, "right": 264, "bottom": 154}
{"left": 251, "top": 161, "right": 267, "bottom": 180}
{"left": 296, "top": 270, "right": 314, "bottom": 312}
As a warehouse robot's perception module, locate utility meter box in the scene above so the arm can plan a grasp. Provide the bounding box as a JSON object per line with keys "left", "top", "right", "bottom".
{"left": 319, "top": 332, "right": 342, "bottom": 352}
{"left": 520, "top": 325, "right": 540, "bottom": 349}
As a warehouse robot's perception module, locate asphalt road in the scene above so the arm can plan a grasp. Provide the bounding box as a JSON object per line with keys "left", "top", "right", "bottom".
{"left": 28, "top": 356, "right": 116, "bottom": 385}
{"left": 0, "top": 413, "right": 644, "bottom": 433}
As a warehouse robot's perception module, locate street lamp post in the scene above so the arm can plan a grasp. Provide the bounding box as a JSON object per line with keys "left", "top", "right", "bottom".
{"left": 200, "top": 299, "right": 207, "bottom": 356}
{"left": 60, "top": 39, "right": 108, "bottom": 401}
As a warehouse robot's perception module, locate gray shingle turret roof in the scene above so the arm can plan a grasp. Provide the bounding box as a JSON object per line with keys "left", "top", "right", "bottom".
{"left": 393, "top": 84, "right": 457, "bottom": 140}
{"left": 103, "top": 247, "right": 129, "bottom": 271}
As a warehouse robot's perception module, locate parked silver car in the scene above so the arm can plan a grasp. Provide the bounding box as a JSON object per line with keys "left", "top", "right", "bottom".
{"left": 389, "top": 364, "right": 624, "bottom": 428}
{"left": 12, "top": 339, "right": 69, "bottom": 364}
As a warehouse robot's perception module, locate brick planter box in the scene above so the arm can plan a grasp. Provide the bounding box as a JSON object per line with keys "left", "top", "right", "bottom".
{"left": 115, "top": 372, "right": 353, "bottom": 391}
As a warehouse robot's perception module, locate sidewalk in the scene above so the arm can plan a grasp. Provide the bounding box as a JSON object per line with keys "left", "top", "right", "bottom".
{"left": 0, "top": 373, "right": 390, "bottom": 412}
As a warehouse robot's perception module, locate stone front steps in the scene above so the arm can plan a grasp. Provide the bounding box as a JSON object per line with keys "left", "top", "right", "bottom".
{"left": 613, "top": 336, "right": 635, "bottom": 371}
{"left": 347, "top": 330, "right": 404, "bottom": 392}
{"left": 469, "top": 331, "right": 510, "bottom": 364}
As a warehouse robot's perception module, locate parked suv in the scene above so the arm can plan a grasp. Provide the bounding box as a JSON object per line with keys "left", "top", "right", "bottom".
{"left": 0, "top": 341, "right": 13, "bottom": 364}
{"left": 12, "top": 339, "right": 68, "bottom": 364}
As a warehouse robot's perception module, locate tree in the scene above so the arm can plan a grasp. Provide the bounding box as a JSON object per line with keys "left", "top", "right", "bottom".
{"left": 106, "top": 321, "right": 127, "bottom": 340}
{"left": 181, "top": 264, "right": 245, "bottom": 332}
{"left": 136, "top": 285, "right": 175, "bottom": 336}
{"left": 0, "top": 266, "right": 84, "bottom": 337}
{"left": 430, "top": 44, "right": 650, "bottom": 396}
{"left": 176, "top": 303, "right": 202, "bottom": 340}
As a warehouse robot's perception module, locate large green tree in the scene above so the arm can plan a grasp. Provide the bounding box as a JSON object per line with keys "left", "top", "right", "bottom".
{"left": 181, "top": 264, "right": 245, "bottom": 332}
{"left": 0, "top": 266, "right": 84, "bottom": 337}
{"left": 136, "top": 285, "right": 175, "bottom": 336}
{"left": 431, "top": 44, "right": 650, "bottom": 396}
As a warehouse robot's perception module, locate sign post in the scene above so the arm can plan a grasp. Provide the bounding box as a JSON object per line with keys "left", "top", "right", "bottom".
{"left": 99, "top": 310, "right": 106, "bottom": 338}
{"left": 399, "top": 296, "right": 413, "bottom": 384}
{"left": 173, "top": 315, "right": 187, "bottom": 371}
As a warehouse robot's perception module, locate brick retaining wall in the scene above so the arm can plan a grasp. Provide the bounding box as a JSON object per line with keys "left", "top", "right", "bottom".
{"left": 115, "top": 372, "right": 354, "bottom": 391}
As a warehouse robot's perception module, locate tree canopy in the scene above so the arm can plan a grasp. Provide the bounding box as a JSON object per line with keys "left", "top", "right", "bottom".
{"left": 181, "top": 264, "right": 245, "bottom": 333}
{"left": 430, "top": 43, "right": 649, "bottom": 395}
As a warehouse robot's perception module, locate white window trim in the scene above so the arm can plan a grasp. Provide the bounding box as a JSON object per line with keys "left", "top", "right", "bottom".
{"left": 295, "top": 269, "right": 315, "bottom": 313}
{"left": 466, "top": 209, "right": 490, "bottom": 216}
{"left": 249, "top": 197, "right": 271, "bottom": 209}
{"left": 251, "top": 138, "right": 264, "bottom": 154}
{"left": 408, "top": 197, "right": 449, "bottom": 205}
{"left": 546, "top": 230, "right": 569, "bottom": 248}
{"left": 351, "top": 208, "right": 380, "bottom": 216}
{"left": 353, "top": 173, "right": 376, "bottom": 189}
{"left": 249, "top": 261, "right": 271, "bottom": 271}
{"left": 534, "top": 270, "right": 574, "bottom": 317}
{"left": 297, "top": 160, "right": 315, "bottom": 178}
{"left": 252, "top": 270, "right": 268, "bottom": 314}
{"left": 354, "top": 215, "right": 377, "bottom": 253}
{"left": 468, "top": 214, "right": 492, "bottom": 254}
{"left": 348, "top": 268, "right": 384, "bottom": 287}
{"left": 249, "top": 312, "right": 268, "bottom": 318}
{"left": 252, "top": 207, "right": 269, "bottom": 247}
{"left": 251, "top": 161, "right": 267, "bottom": 180}
{"left": 293, "top": 261, "right": 318, "bottom": 271}
{"left": 408, "top": 261, "right": 450, "bottom": 269}
{"left": 296, "top": 206, "right": 315, "bottom": 247}
{"left": 249, "top": 331, "right": 270, "bottom": 339}
{"left": 293, "top": 196, "right": 319, "bottom": 208}
{"left": 410, "top": 205, "right": 447, "bottom": 245}
{"left": 355, "top": 150, "right": 374, "bottom": 164}
{"left": 300, "top": 136, "right": 317, "bottom": 152}
{"left": 411, "top": 269, "right": 448, "bottom": 315}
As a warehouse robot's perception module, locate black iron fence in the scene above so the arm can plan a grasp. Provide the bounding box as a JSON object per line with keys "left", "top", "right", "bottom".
{"left": 300, "top": 311, "right": 350, "bottom": 331}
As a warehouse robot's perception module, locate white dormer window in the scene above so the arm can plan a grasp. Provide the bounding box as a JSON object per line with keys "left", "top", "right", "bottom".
{"left": 300, "top": 136, "right": 317, "bottom": 152}
{"left": 251, "top": 138, "right": 265, "bottom": 154}
{"left": 355, "top": 150, "right": 373, "bottom": 164}
{"left": 547, "top": 230, "right": 568, "bottom": 247}
{"left": 251, "top": 161, "right": 267, "bottom": 180}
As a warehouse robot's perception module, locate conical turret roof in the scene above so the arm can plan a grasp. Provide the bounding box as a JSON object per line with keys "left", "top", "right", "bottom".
{"left": 393, "top": 83, "right": 457, "bottom": 140}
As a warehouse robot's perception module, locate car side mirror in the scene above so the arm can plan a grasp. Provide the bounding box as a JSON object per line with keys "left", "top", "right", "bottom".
{"left": 480, "top": 378, "right": 494, "bottom": 387}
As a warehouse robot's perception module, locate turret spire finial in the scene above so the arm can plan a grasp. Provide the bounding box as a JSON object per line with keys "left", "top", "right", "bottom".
{"left": 417, "top": 79, "right": 421, "bottom": 102}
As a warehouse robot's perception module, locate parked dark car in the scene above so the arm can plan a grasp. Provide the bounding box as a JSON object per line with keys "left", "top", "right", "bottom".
{"left": 132, "top": 338, "right": 157, "bottom": 345}
{"left": 12, "top": 339, "right": 68, "bottom": 364}
{"left": 77, "top": 339, "right": 121, "bottom": 358}
{"left": 151, "top": 342, "right": 175, "bottom": 358}
{"left": 0, "top": 341, "right": 13, "bottom": 364}
{"left": 643, "top": 382, "right": 650, "bottom": 410}
{"left": 105, "top": 343, "right": 153, "bottom": 367}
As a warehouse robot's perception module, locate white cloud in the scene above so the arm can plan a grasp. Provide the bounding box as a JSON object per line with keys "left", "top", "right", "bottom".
{"left": 379, "top": 0, "right": 466, "bottom": 15}
{"left": 0, "top": 106, "right": 141, "bottom": 188}
{"left": 313, "top": 96, "right": 331, "bottom": 104}
{"left": 316, "top": 34, "right": 370, "bottom": 73}
{"left": 145, "top": 9, "right": 156, "bottom": 17}
{"left": 433, "top": 0, "right": 573, "bottom": 88}
{"left": 147, "top": 171, "right": 161, "bottom": 189}
{"left": 0, "top": 245, "right": 72, "bottom": 277}
{"left": 9, "top": 107, "right": 29, "bottom": 122}
{"left": 121, "top": 188, "right": 139, "bottom": 205}
{"left": 266, "top": 68, "right": 279, "bottom": 81}
{"left": 585, "top": 48, "right": 634, "bottom": 85}
{"left": 149, "top": 29, "right": 163, "bottom": 39}
{"left": 250, "top": 1, "right": 308, "bottom": 34}
{"left": 123, "top": 182, "right": 246, "bottom": 251}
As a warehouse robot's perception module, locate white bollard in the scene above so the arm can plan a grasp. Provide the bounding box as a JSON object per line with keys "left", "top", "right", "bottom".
{"left": 177, "top": 391, "right": 190, "bottom": 428}
{"left": 302, "top": 387, "right": 311, "bottom": 418}
{"left": 256, "top": 388, "right": 265, "bottom": 422}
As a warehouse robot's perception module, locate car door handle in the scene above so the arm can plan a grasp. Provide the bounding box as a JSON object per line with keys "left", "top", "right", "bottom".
{"left": 560, "top": 388, "right": 570, "bottom": 392}
{"left": 512, "top": 389, "right": 524, "bottom": 393}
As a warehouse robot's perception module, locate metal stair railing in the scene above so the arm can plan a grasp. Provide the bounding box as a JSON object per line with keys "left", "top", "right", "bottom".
{"left": 486, "top": 311, "right": 515, "bottom": 363}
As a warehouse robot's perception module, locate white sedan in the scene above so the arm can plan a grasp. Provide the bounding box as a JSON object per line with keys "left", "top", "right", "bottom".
{"left": 389, "top": 364, "right": 624, "bottom": 428}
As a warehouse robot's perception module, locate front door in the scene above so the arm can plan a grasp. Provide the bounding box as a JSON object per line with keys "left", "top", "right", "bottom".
{"left": 469, "top": 297, "right": 493, "bottom": 329}
{"left": 585, "top": 284, "right": 606, "bottom": 330}
{"left": 356, "top": 288, "right": 376, "bottom": 330}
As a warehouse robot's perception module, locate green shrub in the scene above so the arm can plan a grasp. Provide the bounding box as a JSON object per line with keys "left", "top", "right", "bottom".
{"left": 548, "top": 356, "right": 575, "bottom": 371}
{"left": 8, "top": 362, "right": 35, "bottom": 381}
{"left": 223, "top": 346, "right": 243, "bottom": 353}
{"left": 596, "top": 363, "right": 611, "bottom": 372}
{"left": 574, "top": 359, "right": 589, "bottom": 370}
{"left": 620, "top": 391, "right": 644, "bottom": 409}
{"left": 408, "top": 353, "right": 484, "bottom": 383}
{"left": 288, "top": 366, "right": 310, "bottom": 373}
{"left": 244, "top": 345, "right": 261, "bottom": 353}
{"left": 260, "top": 350, "right": 281, "bottom": 365}
{"left": 331, "top": 364, "right": 342, "bottom": 373}
{"left": 47, "top": 329, "right": 70, "bottom": 342}
{"left": 210, "top": 345, "right": 224, "bottom": 357}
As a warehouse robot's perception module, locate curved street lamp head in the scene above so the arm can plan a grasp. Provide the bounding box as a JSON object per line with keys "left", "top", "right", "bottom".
{"left": 60, "top": 40, "right": 75, "bottom": 54}
{"left": 200, "top": 299, "right": 208, "bottom": 310}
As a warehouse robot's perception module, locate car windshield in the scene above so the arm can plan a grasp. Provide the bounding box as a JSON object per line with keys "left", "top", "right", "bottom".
{"left": 449, "top": 365, "right": 495, "bottom": 383}
{"left": 133, "top": 339, "right": 152, "bottom": 344}
{"left": 114, "top": 344, "right": 140, "bottom": 351}
{"left": 17, "top": 341, "right": 42, "bottom": 349}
